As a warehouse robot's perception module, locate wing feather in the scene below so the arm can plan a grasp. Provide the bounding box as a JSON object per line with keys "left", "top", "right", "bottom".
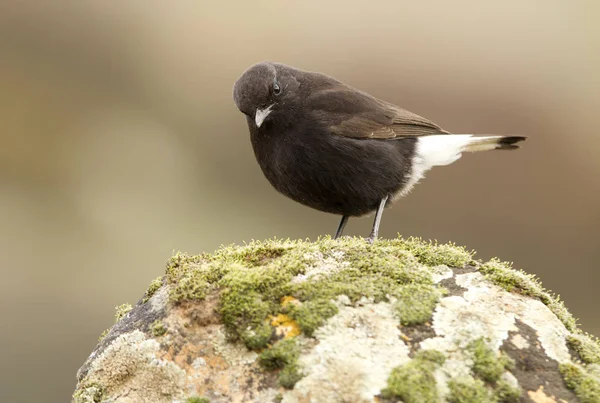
{"left": 307, "top": 85, "right": 448, "bottom": 139}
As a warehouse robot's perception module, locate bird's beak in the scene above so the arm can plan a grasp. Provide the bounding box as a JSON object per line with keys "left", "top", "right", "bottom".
{"left": 255, "top": 104, "right": 274, "bottom": 128}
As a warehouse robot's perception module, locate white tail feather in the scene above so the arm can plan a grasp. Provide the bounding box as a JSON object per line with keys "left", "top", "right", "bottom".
{"left": 395, "top": 135, "right": 469, "bottom": 199}
{"left": 394, "top": 134, "right": 525, "bottom": 200}
{"left": 416, "top": 134, "right": 509, "bottom": 167}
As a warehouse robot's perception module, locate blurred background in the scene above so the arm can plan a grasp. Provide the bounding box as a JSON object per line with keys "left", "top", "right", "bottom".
{"left": 1, "top": 1, "right": 598, "bottom": 401}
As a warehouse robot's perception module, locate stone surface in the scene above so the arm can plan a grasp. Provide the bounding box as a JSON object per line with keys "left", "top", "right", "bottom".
{"left": 73, "top": 236, "right": 600, "bottom": 403}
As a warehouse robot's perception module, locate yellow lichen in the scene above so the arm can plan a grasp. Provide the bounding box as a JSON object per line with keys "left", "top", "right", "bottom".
{"left": 270, "top": 313, "right": 301, "bottom": 339}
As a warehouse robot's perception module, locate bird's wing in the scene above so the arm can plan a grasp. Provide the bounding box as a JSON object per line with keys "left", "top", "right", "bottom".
{"left": 307, "top": 86, "right": 448, "bottom": 139}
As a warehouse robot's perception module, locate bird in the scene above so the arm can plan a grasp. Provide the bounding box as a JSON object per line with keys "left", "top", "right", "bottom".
{"left": 232, "top": 61, "right": 526, "bottom": 243}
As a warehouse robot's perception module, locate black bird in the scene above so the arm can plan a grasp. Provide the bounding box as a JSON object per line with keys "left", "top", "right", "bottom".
{"left": 232, "top": 61, "right": 526, "bottom": 243}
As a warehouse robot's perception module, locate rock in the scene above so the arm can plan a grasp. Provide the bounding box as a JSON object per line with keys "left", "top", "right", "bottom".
{"left": 72, "top": 236, "right": 600, "bottom": 403}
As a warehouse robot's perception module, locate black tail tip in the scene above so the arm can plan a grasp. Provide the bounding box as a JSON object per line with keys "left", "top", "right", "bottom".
{"left": 498, "top": 136, "right": 528, "bottom": 150}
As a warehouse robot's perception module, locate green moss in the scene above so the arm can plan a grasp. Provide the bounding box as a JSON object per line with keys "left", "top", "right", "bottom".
{"left": 495, "top": 380, "right": 521, "bottom": 402}
{"left": 114, "top": 303, "right": 132, "bottom": 322}
{"left": 394, "top": 284, "right": 445, "bottom": 325}
{"left": 97, "top": 302, "right": 133, "bottom": 341}
{"left": 392, "top": 236, "right": 473, "bottom": 267}
{"left": 568, "top": 333, "right": 600, "bottom": 365}
{"left": 589, "top": 364, "right": 600, "bottom": 379}
{"left": 479, "top": 258, "right": 577, "bottom": 331}
{"left": 288, "top": 299, "right": 338, "bottom": 337}
{"left": 150, "top": 320, "right": 167, "bottom": 337}
{"left": 259, "top": 338, "right": 303, "bottom": 388}
{"left": 185, "top": 397, "right": 209, "bottom": 403}
{"left": 382, "top": 350, "right": 445, "bottom": 402}
{"left": 467, "top": 338, "right": 513, "bottom": 383}
{"left": 142, "top": 276, "right": 163, "bottom": 303}
{"left": 448, "top": 378, "right": 491, "bottom": 403}
{"left": 98, "top": 329, "right": 109, "bottom": 342}
{"left": 163, "top": 237, "right": 456, "bottom": 349}
{"left": 259, "top": 339, "right": 299, "bottom": 369}
{"left": 240, "top": 322, "right": 273, "bottom": 350}
{"left": 560, "top": 363, "right": 600, "bottom": 403}
{"left": 72, "top": 382, "right": 104, "bottom": 403}
{"left": 279, "top": 363, "right": 304, "bottom": 389}
{"left": 417, "top": 349, "right": 447, "bottom": 365}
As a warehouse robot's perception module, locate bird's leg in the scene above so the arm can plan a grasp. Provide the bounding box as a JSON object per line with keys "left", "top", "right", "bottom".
{"left": 367, "top": 195, "right": 389, "bottom": 244}
{"left": 334, "top": 215, "right": 349, "bottom": 239}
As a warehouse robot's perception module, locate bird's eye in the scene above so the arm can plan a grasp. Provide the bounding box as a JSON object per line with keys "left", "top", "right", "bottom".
{"left": 273, "top": 81, "right": 282, "bottom": 95}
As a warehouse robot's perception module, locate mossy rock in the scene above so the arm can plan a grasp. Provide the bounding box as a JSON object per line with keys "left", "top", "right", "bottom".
{"left": 73, "top": 236, "right": 600, "bottom": 403}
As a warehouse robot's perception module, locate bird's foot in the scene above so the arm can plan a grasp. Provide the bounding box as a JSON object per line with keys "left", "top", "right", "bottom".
{"left": 366, "top": 236, "right": 376, "bottom": 244}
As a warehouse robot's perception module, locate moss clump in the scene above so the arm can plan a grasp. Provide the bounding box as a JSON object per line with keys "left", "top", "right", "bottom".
{"left": 448, "top": 378, "right": 491, "bottom": 403}
{"left": 259, "top": 338, "right": 303, "bottom": 388}
{"left": 568, "top": 333, "right": 600, "bottom": 365}
{"left": 98, "top": 329, "right": 109, "bottom": 342}
{"left": 185, "top": 397, "right": 209, "bottom": 403}
{"left": 495, "top": 380, "right": 521, "bottom": 402}
{"left": 560, "top": 363, "right": 600, "bottom": 403}
{"left": 163, "top": 236, "right": 455, "bottom": 350}
{"left": 382, "top": 350, "right": 445, "bottom": 402}
{"left": 72, "top": 382, "right": 104, "bottom": 403}
{"left": 142, "top": 276, "right": 163, "bottom": 303}
{"left": 287, "top": 299, "right": 338, "bottom": 337}
{"left": 467, "top": 338, "right": 514, "bottom": 383}
{"left": 279, "top": 363, "right": 304, "bottom": 388}
{"left": 448, "top": 376, "right": 520, "bottom": 402}
{"left": 394, "top": 284, "right": 445, "bottom": 325}
{"left": 392, "top": 236, "right": 473, "bottom": 267}
{"left": 114, "top": 303, "right": 132, "bottom": 322}
{"left": 169, "top": 266, "right": 212, "bottom": 303}
{"left": 479, "top": 258, "right": 577, "bottom": 331}
{"left": 259, "top": 338, "right": 299, "bottom": 369}
{"left": 98, "top": 303, "right": 134, "bottom": 341}
{"left": 240, "top": 322, "right": 273, "bottom": 350}
{"left": 150, "top": 320, "right": 167, "bottom": 337}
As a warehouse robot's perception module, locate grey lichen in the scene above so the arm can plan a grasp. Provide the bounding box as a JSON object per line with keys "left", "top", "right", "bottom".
{"left": 478, "top": 258, "right": 577, "bottom": 332}
{"left": 75, "top": 330, "right": 186, "bottom": 402}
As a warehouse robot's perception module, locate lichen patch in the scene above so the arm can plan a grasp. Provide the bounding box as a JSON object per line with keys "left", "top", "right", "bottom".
{"left": 422, "top": 271, "right": 570, "bottom": 364}
{"left": 431, "top": 264, "right": 454, "bottom": 284}
{"left": 284, "top": 300, "right": 410, "bottom": 403}
{"left": 510, "top": 333, "right": 530, "bottom": 350}
{"left": 77, "top": 330, "right": 186, "bottom": 403}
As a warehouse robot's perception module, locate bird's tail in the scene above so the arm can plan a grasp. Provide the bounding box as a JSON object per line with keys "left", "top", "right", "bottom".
{"left": 460, "top": 135, "right": 527, "bottom": 153}
{"left": 415, "top": 134, "right": 527, "bottom": 168}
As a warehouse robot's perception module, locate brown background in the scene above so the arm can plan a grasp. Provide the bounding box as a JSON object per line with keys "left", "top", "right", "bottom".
{"left": 1, "top": 1, "right": 598, "bottom": 402}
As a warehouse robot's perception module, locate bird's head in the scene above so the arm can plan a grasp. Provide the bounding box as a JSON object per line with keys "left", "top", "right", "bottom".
{"left": 233, "top": 61, "right": 302, "bottom": 129}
